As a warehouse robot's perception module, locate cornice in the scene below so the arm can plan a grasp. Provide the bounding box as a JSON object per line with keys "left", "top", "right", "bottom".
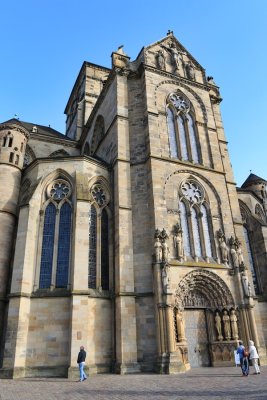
{"left": 30, "top": 133, "right": 78, "bottom": 147}
{"left": 23, "top": 155, "right": 109, "bottom": 175}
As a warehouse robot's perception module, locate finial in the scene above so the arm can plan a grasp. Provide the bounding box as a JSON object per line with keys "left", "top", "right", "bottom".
{"left": 167, "top": 30, "right": 173, "bottom": 36}
{"left": 14, "top": 114, "right": 19, "bottom": 120}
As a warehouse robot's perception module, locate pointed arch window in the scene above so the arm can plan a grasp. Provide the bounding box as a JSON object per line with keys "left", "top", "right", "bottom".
{"left": 191, "top": 207, "right": 202, "bottom": 257}
{"left": 201, "top": 204, "right": 212, "bottom": 258}
{"left": 243, "top": 226, "right": 259, "bottom": 294}
{"left": 166, "top": 93, "right": 201, "bottom": 164}
{"left": 179, "top": 200, "right": 191, "bottom": 256}
{"left": 178, "top": 180, "right": 214, "bottom": 260}
{"left": 88, "top": 183, "right": 110, "bottom": 290}
{"left": 39, "top": 179, "right": 72, "bottom": 289}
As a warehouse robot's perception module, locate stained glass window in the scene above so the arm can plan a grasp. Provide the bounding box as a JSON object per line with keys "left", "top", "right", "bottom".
{"left": 39, "top": 203, "right": 56, "bottom": 288}
{"left": 56, "top": 202, "right": 72, "bottom": 288}
{"left": 187, "top": 114, "right": 199, "bottom": 163}
{"left": 101, "top": 209, "right": 109, "bottom": 290}
{"left": 179, "top": 201, "right": 191, "bottom": 256}
{"left": 201, "top": 204, "right": 212, "bottom": 258}
{"left": 88, "top": 205, "right": 97, "bottom": 288}
{"left": 178, "top": 115, "right": 189, "bottom": 161}
{"left": 191, "top": 207, "right": 202, "bottom": 257}
{"left": 243, "top": 226, "right": 259, "bottom": 293}
{"left": 167, "top": 108, "right": 178, "bottom": 158}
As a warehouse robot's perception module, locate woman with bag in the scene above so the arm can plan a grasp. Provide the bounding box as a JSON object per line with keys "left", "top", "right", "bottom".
{"left": 249, "top": 340, "right": 260, "bottom": 374}
{"left": 242, "top": 347, "right": 250, "bottom": 376}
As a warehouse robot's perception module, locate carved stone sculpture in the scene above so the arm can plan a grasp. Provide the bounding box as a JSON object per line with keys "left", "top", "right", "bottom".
{"left": 229, "top": 236, "right": 238, "bottom": 268}
{"left": 154, "top": 237, "right": 162, "bottom": 263}
{"left": 222, "top": 310, "right": 231, "bottom": 341}
{"left": 230, "top": 310, "right": 239, "bottom": 340}
{"left": 156, "top": 50, "right": 165, "bottom": 70}
{"left": 176, "top": 309, "right": 186, "bottom": 342}
{"left": 215, "top": 311, "right": 223, "bottom": 341}
{"left": 241, "top": 270, "right": 252, "bottom": 297}
{"left": 217, "top": 230, "right": 228, "bottom": 265}
{"left": 162, "top": 240, "right": 169, "bottom": 263}
{"left": 186, "top": 61, "right": 195, "bottom": 80}
{"left": 161, "top": 41, "right": 186, "bottom": 72}
{"left": 162, "top": 264, "right": 171, "bottom": 294}
{"left": 236, "top": 239, "right": 244, "bottom": 267}
{"left": 173, "top": 223, "right": 184, "bottom": 261}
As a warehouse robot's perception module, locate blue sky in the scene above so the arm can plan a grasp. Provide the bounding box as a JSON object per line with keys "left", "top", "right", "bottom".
{"left": 1, "top": 0, "right": 267, "bottom": 186}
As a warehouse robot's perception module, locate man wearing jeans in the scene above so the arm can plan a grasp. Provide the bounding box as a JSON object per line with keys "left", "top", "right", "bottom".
{"left": 236, "top": 340, "right": 245, "bottom": 375}
{"left": 77, "top": 346, "right": 87, "bottom": 382}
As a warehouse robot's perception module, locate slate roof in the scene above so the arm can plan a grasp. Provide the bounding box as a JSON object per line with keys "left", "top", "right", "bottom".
{"left": 1, "top": 119, "right": 76, "bottom": 142}
{"left": 241, "top": 173, "right": 267, "bottom": 188}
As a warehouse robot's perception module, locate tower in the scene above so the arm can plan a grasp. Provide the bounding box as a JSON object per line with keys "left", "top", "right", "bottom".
{"left": 0, "top": 120, "right": 29, "bottom": 364}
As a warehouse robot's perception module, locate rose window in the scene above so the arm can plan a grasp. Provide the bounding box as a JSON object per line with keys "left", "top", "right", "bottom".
{"left": 181, "top": 181, "right": 203, "bottom": 204}
{"left": 169, "top": 93, "right": 190, "bottom": 113}
{"left": 92, "top": 185, "right": 106, "bottom": 206}
{"left": 48, "top": 180, "right": 71, "bottom": 201}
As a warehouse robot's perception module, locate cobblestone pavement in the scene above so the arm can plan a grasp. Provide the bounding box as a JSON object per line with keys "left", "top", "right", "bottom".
{"left": 0, "top": 366, "right": 266, "bottom": 400}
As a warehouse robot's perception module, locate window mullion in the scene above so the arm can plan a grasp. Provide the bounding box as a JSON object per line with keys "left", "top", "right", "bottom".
{"left": 174, "top": 112, "right": 182, "bottom": 158}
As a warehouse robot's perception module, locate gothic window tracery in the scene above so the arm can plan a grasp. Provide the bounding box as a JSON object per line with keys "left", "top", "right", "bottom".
{"left": 178, "top": 179, "right": 215, "bottom": 260}
{"left": 255, "top": 204, "right": 265, "bottom": 222}
{"left": 39, "top": 179, "right": 72, "bottom": 289}
{"left": 88, "top": 183, "right": 110, "bottom": 290}
{"left": 166, "top": 93, "right": 201, "bottom": 164}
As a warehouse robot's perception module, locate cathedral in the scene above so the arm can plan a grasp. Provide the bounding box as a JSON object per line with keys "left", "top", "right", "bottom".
{"left": 0, "top": 32, "right": 267, "bottom": 378}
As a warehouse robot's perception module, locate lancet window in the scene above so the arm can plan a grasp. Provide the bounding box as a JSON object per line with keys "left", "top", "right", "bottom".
{"left": 178, "top": 180, "right": 215, "bottom": 260}
{"left": 166, "top": 93, "right": 200, "bottom": 164}
{"left": 243, "top": 226, "right": 259, "bottom": 294}
{"left": 39, "top": 179, "right": 72, "bottom": 289}
{"left": 88, "top": 183, "right": 110, "bottom": 290}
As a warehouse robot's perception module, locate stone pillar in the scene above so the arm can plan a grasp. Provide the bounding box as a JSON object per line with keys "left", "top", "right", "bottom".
{"left": 68, "top": 200, "right": 91, "bottom": 378}
{"left": 113, "top": 72, "right": 140, "bottom": 373}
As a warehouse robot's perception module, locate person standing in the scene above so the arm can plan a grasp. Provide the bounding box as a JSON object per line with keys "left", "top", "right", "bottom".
{"left": 236, "top": 341, "right": 245, "bottom": 376}
{"left": 77, "top": 345, "right": 87, "bottom": 382}
{"left": 249, "top": 340, "right": 260, "bottom": 374}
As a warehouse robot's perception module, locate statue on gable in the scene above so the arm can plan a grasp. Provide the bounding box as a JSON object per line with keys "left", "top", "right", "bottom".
{"left": 156, "top": 50, "right": 166, "bottom": 70}
{"left": 161, "top": 41, "right": 186, "bottom": 72}
{"left": 173, "top": 223, "right": 184, "bottom": 261}
{"left": 186, "top": 61, "right": 195, "bottom": 80}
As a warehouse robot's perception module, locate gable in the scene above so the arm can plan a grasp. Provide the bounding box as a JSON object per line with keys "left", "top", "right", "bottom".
{"left": 141, "top": 33, "right": 205, "bottom": 84}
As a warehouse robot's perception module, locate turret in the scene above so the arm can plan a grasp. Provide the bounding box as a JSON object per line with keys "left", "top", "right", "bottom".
{"left": 241, "top": 173, "right": 267, "bottom": 215}
{"left": 0, "top": 119, "right": 29, "bottom": 361}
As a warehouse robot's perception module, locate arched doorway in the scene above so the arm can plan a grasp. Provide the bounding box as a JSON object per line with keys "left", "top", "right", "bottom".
{"left": 174, "top": 270, "right": 236, "bottom": 368}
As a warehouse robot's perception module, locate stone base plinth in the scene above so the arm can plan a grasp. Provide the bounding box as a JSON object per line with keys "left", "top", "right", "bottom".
{"left": 0, "top": 366, "right": 68, "bottom": 379}
{"left": 211, "top": 340, "right": 238, "bottom": 367}
{"left": 114, "top": 362, "right": 141, "bottom": 374}
{"left": 156, "top": 353, "right": 186, "bottom": 374}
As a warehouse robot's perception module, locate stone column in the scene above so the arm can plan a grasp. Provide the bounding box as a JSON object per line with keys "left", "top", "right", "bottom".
{"left": 68, "top": 200, "right": 91, "bottom": 378}
{"left": 113, "top": 72, "right": 140, "bottom": 373}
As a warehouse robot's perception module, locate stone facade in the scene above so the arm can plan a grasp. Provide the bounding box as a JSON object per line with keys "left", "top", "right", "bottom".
{"left": 0, "top": 32, "right": 267, "bottom": 378}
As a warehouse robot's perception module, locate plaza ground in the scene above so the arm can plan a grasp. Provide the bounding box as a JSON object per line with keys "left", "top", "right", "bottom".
{"left": 0, "top": 366, "right": 266, "bottom": 400}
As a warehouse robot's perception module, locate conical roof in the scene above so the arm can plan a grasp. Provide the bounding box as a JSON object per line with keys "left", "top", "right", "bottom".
{"left": 241, "top": 173, "right": 267, "bottom": 188}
